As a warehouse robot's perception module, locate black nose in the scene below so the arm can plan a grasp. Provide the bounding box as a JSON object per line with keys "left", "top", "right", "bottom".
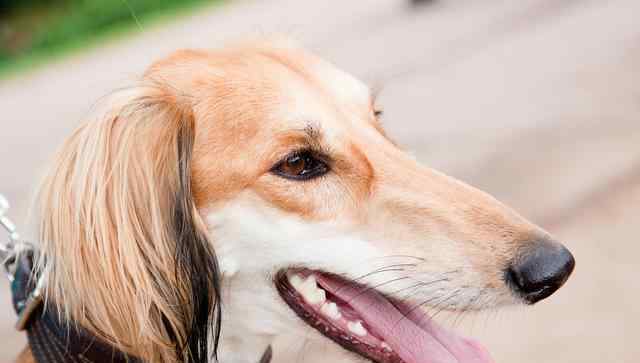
{"left": 506, "top": 240, "right": 575, "bottom": 304}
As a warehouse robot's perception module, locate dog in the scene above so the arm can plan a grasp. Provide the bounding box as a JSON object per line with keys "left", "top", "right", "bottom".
{"left": 17, "top": 39, "right": 574, "bottom": 363}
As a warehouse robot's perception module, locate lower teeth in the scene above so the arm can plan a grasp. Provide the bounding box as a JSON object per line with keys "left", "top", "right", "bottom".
{"left": 288, "top": 272, "right": 394, "bottom": 355}
{"left": 347, "top": 320, "right": 368, "bottom": 336}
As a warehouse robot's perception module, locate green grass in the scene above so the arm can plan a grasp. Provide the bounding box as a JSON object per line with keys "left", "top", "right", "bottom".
{"left": 0, "top": 0, "right": 224, "bottom": 77}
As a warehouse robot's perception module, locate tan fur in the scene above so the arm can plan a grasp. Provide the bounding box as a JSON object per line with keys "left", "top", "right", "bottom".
{"left": 25, "top": 39, "right": 554, "bottom": 362}
{"left": 35, "top": 84, "right": 212, "bottom": 362}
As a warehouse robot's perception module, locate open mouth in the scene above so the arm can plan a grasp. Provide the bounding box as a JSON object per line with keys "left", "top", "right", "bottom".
{"left": 275, "top": 268, "right": 494, "bottom": 363}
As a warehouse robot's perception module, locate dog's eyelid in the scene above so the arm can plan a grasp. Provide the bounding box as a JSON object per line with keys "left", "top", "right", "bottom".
{"left": 280, "top": 147, "right": 331, "bottom": 165}
{"left": 369, "top": 96, "right": 384, "bottom": 121}
{"left": 270, "top": 148, "right": 331, "bottom": 181}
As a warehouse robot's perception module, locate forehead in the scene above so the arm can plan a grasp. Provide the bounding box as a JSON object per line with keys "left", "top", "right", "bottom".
{"left": 193, "top": 46, "right": 373, "bottom": 134}
{"left": 148, "top": 45, "right": 374, "bottom": 139}
{"left": 267, "top": 49, "right": 374, "bottom": 136}
{"left": 264, "top": 47, "right": 372, "bottom": 112}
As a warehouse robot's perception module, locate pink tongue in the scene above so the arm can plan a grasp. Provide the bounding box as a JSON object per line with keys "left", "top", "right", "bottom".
{"left": 317, "top": 275, "right": 494, "bottom": 363}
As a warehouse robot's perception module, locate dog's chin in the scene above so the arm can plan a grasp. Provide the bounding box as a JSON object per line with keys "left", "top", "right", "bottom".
{"left": 275, "top": 268, "right": 495, "bottom": 363}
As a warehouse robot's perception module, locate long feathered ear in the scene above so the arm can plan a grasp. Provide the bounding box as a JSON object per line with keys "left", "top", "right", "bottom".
{"left": 36, "top": 83, "right": 221, "bottom": 363}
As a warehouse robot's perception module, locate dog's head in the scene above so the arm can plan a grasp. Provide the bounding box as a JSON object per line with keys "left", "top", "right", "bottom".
{"left": 36, "top": 40, "right": 574, "bottom": 363}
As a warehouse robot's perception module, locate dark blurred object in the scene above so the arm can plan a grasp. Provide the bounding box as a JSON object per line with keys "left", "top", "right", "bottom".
{"left": 0, "top": 0, "right": 54, "bottom": 12}
{"left": 259, "top": 346, "right": 272, "bottom": 363}
{"left": 409, "top": 0, "right": 436, "bottom": 6}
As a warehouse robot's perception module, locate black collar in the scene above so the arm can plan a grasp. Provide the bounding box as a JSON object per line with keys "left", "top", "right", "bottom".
{"left": 11, "top": 250, "right": 274, "bottom": 363}
{"left": 12, "top": 251, "right": 140, "bottom": 363}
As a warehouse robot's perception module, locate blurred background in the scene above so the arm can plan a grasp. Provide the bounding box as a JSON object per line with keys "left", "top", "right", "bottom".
{"left": 1, "top": 0, "right": 638, "bottom": 361}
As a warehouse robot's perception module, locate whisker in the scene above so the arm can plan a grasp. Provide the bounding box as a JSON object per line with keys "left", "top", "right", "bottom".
{"left": 392, "top": 293, "right": 444, "bottom": 329}
{"left": 352, "top": 267, "right": 406, "bottom": 280}
{"left": 449, "top": 292, "right": 479, "bottom": 328}
{"left": 350, "top": 263, "right": 417, "bottom": 282}
{"left": 332, "top": 262, "right": 417, "bottom": 295}
{"left": 389, "top": 278, "right": 449, "bottom": 301}
{"left": 345, "top": 276, "right": 411, "bottom": 304}
{"left": 404, "top": 289, "right": 462, "bottom": 329}
{"left": 428, "top": 290, "right": 461, "bottom": 321}
{"left": 389, "top": 269, "right": 458, "bottom": 300}
{"left": 410, "top": 269, "right": 460, "bottom": 278}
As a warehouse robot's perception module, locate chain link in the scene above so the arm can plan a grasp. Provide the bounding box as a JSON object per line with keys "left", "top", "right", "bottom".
{"left": 0, "top": 194, "right": 22, "bottom": 281}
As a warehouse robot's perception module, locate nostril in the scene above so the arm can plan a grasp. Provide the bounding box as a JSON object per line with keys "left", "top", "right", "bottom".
{"left": 506, "top": 265, "right": 525, "bottom": 292}
{"left": 506, "top": 241, "right": 575, "bottom": 304}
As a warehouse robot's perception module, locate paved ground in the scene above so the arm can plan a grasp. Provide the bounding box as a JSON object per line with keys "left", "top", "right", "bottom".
{"left": 1, "top": 0, "right": 639, "bottom": 361}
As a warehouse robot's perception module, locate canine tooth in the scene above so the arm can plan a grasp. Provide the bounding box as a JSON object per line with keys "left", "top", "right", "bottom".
{"left": 288, "top": 274, "right": 304, "bottom": 289}
{"left": 347, "top": 321, "right": 367, "bottom": 337}
{"left": 381, "top": 342, "right": 393, "bottom": 352}
{"left": 309, "top": 289, "right": 327, "bottom": 305}
{"left": 301, "top": 275, "right": 318, "bottom": 290}
{"left": 320, "top": 302, "right": 342, "bottom": 320}
{"left": 299, "top": 275, "right": 326, "bottom": 305}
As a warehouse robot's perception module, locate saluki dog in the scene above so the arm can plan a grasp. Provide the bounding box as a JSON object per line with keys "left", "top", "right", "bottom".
{"left": 17, "top": 39, "right": 574, "bottom": 363}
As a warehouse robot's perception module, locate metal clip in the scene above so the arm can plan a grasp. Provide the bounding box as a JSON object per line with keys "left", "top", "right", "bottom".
{"left": 15, "top": 273, "right": 45, "bottom": 331}
{"left": 0, "top": 193, "right": 43, "bottom": 330}
{"left": 0, "top": 194, "right": 21, "bottom": 281}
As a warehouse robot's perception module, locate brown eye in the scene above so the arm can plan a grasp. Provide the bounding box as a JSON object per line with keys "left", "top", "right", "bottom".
{"left": 272, "top": 150, "right": 329, "bottom": 181}
{"left": 281, "top": 154, "right": 306, "bottom": 175}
